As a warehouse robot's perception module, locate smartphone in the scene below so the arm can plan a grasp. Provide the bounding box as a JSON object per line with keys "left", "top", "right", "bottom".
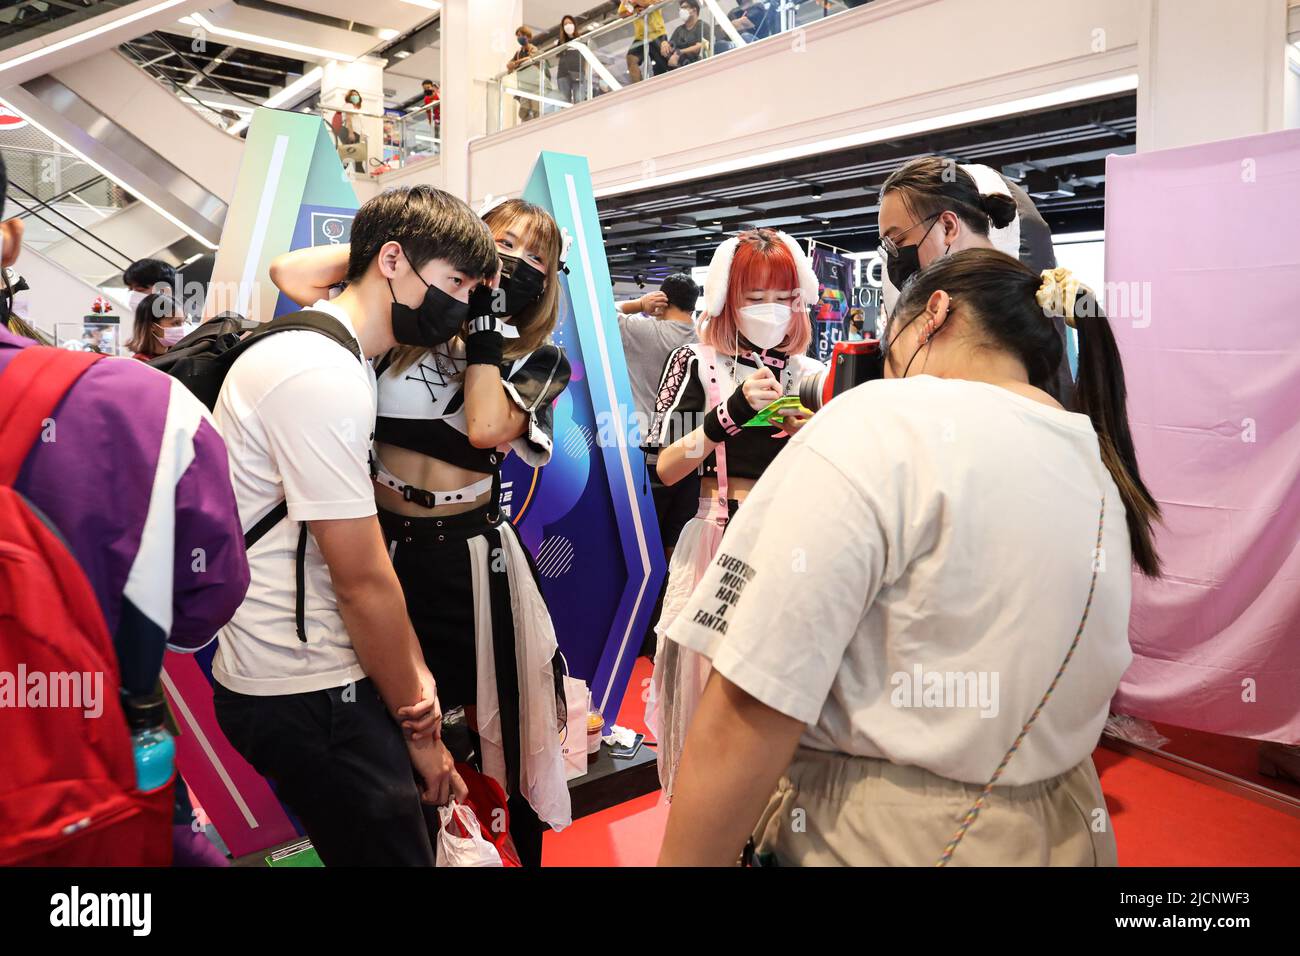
{"left": 610, "top": 733, "right": 645, "bottom": 760}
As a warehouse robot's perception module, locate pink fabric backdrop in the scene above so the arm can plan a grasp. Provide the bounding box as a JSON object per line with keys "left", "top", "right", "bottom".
{"left": 1106, "top": 128, "right": 1300, "bottom": 743}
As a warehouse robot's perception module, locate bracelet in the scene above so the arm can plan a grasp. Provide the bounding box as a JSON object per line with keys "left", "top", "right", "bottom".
{"left": 467, "top": 315, "right": 504, "bottom": 336}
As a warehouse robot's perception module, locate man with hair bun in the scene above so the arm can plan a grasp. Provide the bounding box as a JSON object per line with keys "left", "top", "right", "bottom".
{"left": 877, "top": 157, "right": 1072, "bottom": 402}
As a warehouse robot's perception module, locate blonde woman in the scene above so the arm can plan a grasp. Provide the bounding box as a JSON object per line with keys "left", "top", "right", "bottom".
{"left": 269, "top": 199, "right": 572, "bottom": 866}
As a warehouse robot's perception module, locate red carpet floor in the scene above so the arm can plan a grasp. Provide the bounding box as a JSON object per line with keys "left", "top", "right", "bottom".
{"left": 543, "top": 657, "right": 1300, "bottom": 867}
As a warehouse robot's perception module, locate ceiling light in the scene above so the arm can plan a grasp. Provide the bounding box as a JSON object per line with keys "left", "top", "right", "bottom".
{"left": 379, "top": 29, "right": 400, "bottom": 41}
{"left": 185, "top": 13, "right": 358, "bottom": 62}
{"left": 392, "top": 50, "right": 412, "bottom": 59}
{"left": 0, "top": 0, "right": 193, "bottom": 76}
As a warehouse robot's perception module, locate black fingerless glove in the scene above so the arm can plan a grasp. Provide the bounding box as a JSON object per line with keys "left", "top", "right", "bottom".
{"left": 464, "top": 314, "right": 505, "bottom": 366}
{"left": 702, "top": 384, "right": 756, "bottom": 443}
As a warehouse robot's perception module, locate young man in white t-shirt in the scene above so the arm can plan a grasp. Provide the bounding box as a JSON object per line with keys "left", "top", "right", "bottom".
{"left": 211, "top": 186, "right": 501, "bottom": 866}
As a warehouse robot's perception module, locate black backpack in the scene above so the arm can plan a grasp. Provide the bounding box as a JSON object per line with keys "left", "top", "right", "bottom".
{"left": 151, "top": 309, "right": 364, "bottom": 641}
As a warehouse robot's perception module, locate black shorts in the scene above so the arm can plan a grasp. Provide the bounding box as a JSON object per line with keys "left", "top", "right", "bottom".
{"left": 628, "top": 36, "right": 669, "bottom": 70}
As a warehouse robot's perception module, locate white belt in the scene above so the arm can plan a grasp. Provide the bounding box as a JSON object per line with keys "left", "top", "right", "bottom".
{"left": 371, "top": 459, "right": 495, "bottom": 508}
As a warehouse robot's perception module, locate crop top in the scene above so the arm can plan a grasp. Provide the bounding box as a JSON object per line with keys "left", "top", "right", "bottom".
{"left": 374, "top": 338, "right": 571, "bottom": 474}
{"left": 647, "top": 342, "right": 826, "bottom": 481}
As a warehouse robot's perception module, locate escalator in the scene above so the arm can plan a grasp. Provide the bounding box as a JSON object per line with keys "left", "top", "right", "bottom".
{"left": 1, "top": 39, "right": 246, "bottom": 290}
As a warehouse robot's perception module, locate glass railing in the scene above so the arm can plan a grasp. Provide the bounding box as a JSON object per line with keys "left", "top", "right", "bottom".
{"left": 488, "top": 0, "right": 860, "bottom": 132}
{"left": 0, "top": 0, "right": 134, "bottom": 55}
{"left": 387, "top": 103, "right": 441, "bottom": 169}
{"left": 315, "top": 103, "right": 441, "bottom": 176}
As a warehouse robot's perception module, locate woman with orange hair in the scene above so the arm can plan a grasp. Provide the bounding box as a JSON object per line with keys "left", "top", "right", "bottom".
{"left": 645, "top": 228, "right": 825, "bottom": 799}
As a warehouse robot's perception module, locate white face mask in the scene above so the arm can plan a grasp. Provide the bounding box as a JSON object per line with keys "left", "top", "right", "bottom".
{"left": 564, "top": 22, "right": 575, "bottom": 36}
{"left": 736, "top": 301, "right": 792, "bottom": 350}
{"left": 128, "top": 290, "right": 146, "bottom": 312}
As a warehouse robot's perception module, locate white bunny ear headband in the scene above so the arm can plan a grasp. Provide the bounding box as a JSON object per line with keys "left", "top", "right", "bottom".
{"left": 477, "top": 194, "right": 574, "bottom": 272}
{"left": 701, "top": 229, "right": 820, "bottom": 318}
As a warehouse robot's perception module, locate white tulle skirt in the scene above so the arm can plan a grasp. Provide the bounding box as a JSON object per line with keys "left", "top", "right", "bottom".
{"left": 645, "top": 497, "right": 731, "bottom": 801}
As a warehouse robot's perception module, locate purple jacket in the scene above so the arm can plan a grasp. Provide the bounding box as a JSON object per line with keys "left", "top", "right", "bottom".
{"left": 1, "top": 328, "right": 249, "bottom": 695}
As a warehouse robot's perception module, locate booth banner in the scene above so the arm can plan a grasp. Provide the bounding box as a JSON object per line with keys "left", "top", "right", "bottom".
{"left": 504, "top": 151, "right": 665, "bottom": 719}
{"left": 1105, "top": 128, "right": 1300, "bottom": 743}
{"left": 808, "top": 243, "right": 854, "bottom": 362}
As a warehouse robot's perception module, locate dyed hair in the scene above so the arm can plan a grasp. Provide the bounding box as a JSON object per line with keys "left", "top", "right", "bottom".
{"left": 894, "top": 248, "right": 1161, "bottom": 577}
{"left": 388, "top": 198, "right": 563, "bottom": 375}
{"left": 701, "top": 228, "right": 811, "bottom": 356}
{"left": 483, "top": 199, "right": 562, "bottom": 359}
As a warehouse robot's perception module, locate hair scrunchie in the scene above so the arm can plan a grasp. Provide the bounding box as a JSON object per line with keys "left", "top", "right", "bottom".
{"left": 1036, "top": 267, "right": 1082, "bottom": 328}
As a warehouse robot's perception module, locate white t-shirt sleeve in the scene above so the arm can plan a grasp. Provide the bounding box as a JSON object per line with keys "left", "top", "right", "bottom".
{"left": 255, "top": 365, "right": 376, "bottom": 523}
{"left": 665, "top": 440, "right": 887, "bottom": 726}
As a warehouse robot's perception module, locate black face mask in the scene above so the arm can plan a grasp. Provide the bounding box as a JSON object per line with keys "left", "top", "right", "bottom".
{"left": 884, "top": 215, "right": 943, "bottom": 290}
{"left": 495, "top": 252, "right": 545, "bottom": 320}
{"left": 388, "top": 267, "right": 469, "bottom": 348}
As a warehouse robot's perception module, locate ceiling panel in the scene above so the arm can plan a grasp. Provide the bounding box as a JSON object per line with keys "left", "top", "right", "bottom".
{"left": 181, "top": 4, "right": 377, "bottom": 61}
{"left": 290, "top": 0, "right": 430, "bottom": 34}
{"left": 596, "top": 94, "right": 1138, "bottom": 284}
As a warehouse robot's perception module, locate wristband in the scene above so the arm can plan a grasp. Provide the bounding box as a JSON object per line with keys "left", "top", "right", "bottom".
{"left": 702, "top": 385, "right": 754, "bottom": 443}
{"left": 465, "top": 318, "right": 505, "bottom": 366}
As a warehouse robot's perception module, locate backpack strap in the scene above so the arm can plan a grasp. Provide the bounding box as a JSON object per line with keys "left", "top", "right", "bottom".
{"left": 231, "top": 310, "right": 363, "bottom": 644}
{"left": 243, "top": 500, "right": 288, "bottom": 550}
{"left": 0, "top": 348, "right": 105, "bottom": 486}
{"left": 236, "top": 309, "right": 363, "bottom": 364}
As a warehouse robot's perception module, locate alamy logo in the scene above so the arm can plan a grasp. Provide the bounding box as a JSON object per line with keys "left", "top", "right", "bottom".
{"left": 49, "top": 886, "right": 151, "bottom": 936}
{"left": 0, "top": 665, "right": 103, "bottom": 718}
{"left": 889, "top": 665, "right": 1000, "bottom": 718}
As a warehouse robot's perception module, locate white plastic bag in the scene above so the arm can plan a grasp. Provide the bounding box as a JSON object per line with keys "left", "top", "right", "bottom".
{"left": 435, "top": 801, "right": 503, "bottom": 867}
{"left": 560, "top": 669, "right": 589, "bottom": 781}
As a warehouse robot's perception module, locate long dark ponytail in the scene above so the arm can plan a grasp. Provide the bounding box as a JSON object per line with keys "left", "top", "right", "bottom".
{"left": 894, "top": 249, "right": 1161, "bottom": 576}
{"left": 1069, "top": 283, "right": 1161, "bottom": 575}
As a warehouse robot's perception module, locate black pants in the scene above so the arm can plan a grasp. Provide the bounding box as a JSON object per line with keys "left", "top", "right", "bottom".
{"left": 213, "top": 678, "right": 437, "bottom": 867}
{"left": 379, "top": 501, "right": 551, "bottom": 867}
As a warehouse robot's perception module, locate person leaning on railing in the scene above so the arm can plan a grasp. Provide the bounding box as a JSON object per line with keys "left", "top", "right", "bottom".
{"left": 507, "top": 25, "right": 543, "bottom": 122}
{"left": 556, "top": 15, "right": 586, "bottom": 103}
